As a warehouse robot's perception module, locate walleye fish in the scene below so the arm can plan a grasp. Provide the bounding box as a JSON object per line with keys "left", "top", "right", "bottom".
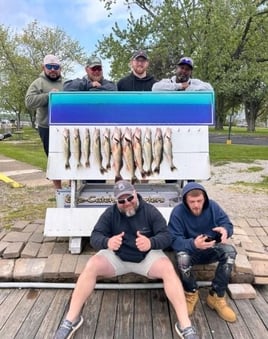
{"left": 73, "top": 128, "right": 82, "bottom": 168}
{"left": 83, "top": 128, "right": 91, "bottom": 168}
{"left": 111, "top": 127, "right": 123, "bottom": 182}
{"left": 93, "top": 128, "right": 106, "bottom": 174}
{"left": 143, "top": 128, "right": 153, "bottom": 176}
{"left": 63, "top": 128, "right": 71, "bottom": 169}
{"left": 132, "top": 127, "right": 145, "bottom": 178}
{"left": 163, "top": 127, "right": 177, "bottom": 171}
{"left": 122, "top": 127, "right": 137, "bottom": 184}
{"left": 102, "top": 128, "right": 111, "bottom": 170}
{"left": 153, "top": 128, "right": 163, "bottom": 174}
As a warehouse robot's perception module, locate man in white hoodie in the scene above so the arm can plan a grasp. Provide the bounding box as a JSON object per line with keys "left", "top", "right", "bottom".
{"left": 152, "top": 57, "right": 213, "bottom": 91}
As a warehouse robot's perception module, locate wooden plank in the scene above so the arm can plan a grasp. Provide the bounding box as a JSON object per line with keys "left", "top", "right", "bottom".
{"left": 14, "top": 289, "right": 56, "bottom": 338}
{"left": 250, "top": 289, "right": 268, "bottom": 328}
{"left": 151, "top": 289, "right": 173, "bottom": 339}
{"left": 114, "top": 289, "right": 134, "bottom": 339}
{"left": 35, "top": 289, "right": 72, "bottom": 339}
{"left": 190, "top": 294, "right": 213, "bottom": 339}
{"left": 0, "top": 289, "right": 26, "bottom": 329}
{"left": 94, "top": 290, "right": 118, "bottom": 339}
{"left": 199, "top": 288, "right": 232, "bottom": 338}
{"left": 76, "top": 290, "right": 104, "bottom": 339}
{"left": 226, "top": 298, "right": 254, "bottom": 339}
{"left": 0, "top": 288, "right": 12, "bottom": 305}
{"left": 134, "top": 290, "right": 153, "bottom": 338}
{"left": 0, "top": 289, "right": 41, "bottom": 338}
{"left": 235, "top": 298, "right": 268, "bottom": 337}
{"left": 256, "top": 285, "right": 268, "bottom": 302}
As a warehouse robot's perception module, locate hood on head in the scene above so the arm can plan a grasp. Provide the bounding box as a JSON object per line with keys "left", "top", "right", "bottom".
{"left": 182, "top": 182, "right": 209, "bottom": 209}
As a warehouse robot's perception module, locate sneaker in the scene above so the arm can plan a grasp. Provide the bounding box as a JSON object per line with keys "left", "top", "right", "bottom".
{"left": 54, "top": 315, "right": 84, "bottom": 339}
{"left": 175, "top": 323, "right": 200, "bottom": 339}
{"left": 207, "top": 292, "right": 236, "bottom": 322}
{"left": 185, "top": 291, "right": 199, "bottom": 315}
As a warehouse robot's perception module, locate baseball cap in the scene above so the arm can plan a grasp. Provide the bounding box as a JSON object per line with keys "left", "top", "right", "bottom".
{"left": 86, "top": 56, "right": 102, "bottom": 67}
{"left": 114, "top": 180, "right": 135, "bottom": 199}
{"left": 132, "top": 50, "right": 148, "bottom": 60}
{"left": 43, "top": 54, "right": 60, "bottom": 65}
{"left": 177, "top": 57, "right": 193, "bottom": 69}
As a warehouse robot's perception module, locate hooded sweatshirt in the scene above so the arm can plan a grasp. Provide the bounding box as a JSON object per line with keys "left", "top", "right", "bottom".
{"left": 25, "top": 72, "right": 64, "bottom": 128}
{"left": 117, "top": 72, "right": 156, "bottom": 91}
{"left": 152, "top": 75, "right": 213, "bottom": 91}
{"left": 90, "top": 195, "right": 171, "bottom": 263}
{"left": 168, "top": 182, "right": 233, "bottom": 254}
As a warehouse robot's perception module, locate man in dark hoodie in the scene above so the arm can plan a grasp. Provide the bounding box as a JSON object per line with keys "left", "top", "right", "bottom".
{"left": 168, "top": 182, "right": 237, "bottom": 323}
{"left": 117, "top": 50, "right": 156, "bottom": 91}
{"left": 54, "top": 180, "right": 199, "bottom": 339}
{"left": 63, "top": 55, "right": 116, "bottom": 91}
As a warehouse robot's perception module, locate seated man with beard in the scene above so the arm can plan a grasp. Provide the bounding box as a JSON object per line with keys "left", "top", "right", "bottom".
{"left": 54, "top": 180, "right": 199, "bottom": 339}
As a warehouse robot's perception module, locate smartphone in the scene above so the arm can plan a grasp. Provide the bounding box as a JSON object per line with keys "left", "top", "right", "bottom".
{"left": 204, "top": 235, "right": 214, "bottom": 242}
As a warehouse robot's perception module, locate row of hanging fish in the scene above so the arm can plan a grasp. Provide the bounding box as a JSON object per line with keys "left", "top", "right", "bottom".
{"left": 63, "top": 127, "right": 177, "bottom": 183}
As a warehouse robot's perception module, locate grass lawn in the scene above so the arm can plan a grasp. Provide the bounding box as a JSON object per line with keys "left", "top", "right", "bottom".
{"left": 0, "top": 127, "right": 267, "bottom": 170}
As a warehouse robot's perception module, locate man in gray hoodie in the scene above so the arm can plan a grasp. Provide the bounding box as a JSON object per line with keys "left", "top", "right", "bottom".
{"left": 25, "top": 54, "right": 64, "bottom": 189}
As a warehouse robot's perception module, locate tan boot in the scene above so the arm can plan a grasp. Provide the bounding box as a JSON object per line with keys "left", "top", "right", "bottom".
{"left": 207, "top": 292, "right": 237, "bottom": 322}
{"left": 185, "top": 291, "right": 199, "bottom": 316}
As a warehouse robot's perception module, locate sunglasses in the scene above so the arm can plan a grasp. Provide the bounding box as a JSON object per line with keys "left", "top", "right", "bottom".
{"left": 45, "top": 64, "right": 60, "bottom": 70}
{"left": 117, "top": 195, "right": 135, "bottom": 205}
{"left": 90, "top": 66, "right": 102, "bottom": 71}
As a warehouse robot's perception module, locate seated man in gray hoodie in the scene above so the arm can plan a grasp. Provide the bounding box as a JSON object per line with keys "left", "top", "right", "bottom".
{"left": 152, "top": 57, "right": 213, "bottom": 91}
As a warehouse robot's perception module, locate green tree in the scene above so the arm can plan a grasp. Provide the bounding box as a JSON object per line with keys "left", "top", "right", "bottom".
{"left": 99, "top": 0, "right": 268, "bottom": 130}
{"left": 0, "top": 21, "right": 86, "bottom": 128}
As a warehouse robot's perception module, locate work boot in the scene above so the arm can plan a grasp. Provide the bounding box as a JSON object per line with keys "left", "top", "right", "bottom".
{"left": 206, "top": 291, "right": 236, "bottom": 322}
{"left": 185, "top": 291, "right": 199, "bottom": 316}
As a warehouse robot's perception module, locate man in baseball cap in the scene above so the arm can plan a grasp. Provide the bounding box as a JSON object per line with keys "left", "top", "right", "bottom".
{"left": 54, "top": 179, "right": 199, "bottom": 339}
{"left": 117, "top": 49, "right": 156, "bottom": 91}
{"left": 152, "top": 56, "right": 213, "bottom": 91}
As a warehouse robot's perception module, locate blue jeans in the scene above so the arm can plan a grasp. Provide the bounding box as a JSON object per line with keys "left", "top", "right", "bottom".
{"left": 176, "top": 244, "right": 237, "bottom": 297}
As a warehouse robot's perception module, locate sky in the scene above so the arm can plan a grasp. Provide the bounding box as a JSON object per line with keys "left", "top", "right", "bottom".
{"left": 0, "top": 0, "right": 141, "bottom": 78}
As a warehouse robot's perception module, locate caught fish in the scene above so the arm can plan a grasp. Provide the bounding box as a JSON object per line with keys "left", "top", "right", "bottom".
{"left": 163, "top": 127, "right": 176, "bottom": 171}
{"left": 83, "top": 128, "right": 91, "bottom": 167}
{"left": 102, "top": 128, "right": 111, "bottom": 170}
{"left": 153, "top": 128, "right": 163, "bottom": 174}
{"left": 73, "top": 128, "right": 82, "bottom": 168}
{"left": 111, "top": 127, "right": 123, "bottom": 182}
{"left": 132, "top": 127, "right": 145, "bottom": 178}
{"left": 122, "top": 127, "right": 137, "bottom": 184}
{"left": 143, "top": 128, "right": 153, "bottom": 176}
{"left": 93, "top": 128, "right": 106, "bottom": 174}
{"left": 63, "top": 128, "right": 71, "bottom": 169}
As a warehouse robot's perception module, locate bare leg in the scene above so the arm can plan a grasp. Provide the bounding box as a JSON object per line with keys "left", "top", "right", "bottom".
{"left": 148, "top": 257, "right": 191, "bottom": 329}
{"left": 66, "top": 254, "right": 115, "bottom": 322}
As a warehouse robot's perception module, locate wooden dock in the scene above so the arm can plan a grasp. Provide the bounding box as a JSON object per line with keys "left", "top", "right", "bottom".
{"left": 0, "top": 285, "right": 267, "bottom": 339}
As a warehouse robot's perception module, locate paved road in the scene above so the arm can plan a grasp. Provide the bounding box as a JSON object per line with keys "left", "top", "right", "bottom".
{"left": 209, "top": 134, "right": 268, "bottom": 145}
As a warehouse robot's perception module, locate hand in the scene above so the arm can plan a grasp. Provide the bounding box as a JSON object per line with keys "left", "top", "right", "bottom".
{"left": 50, "top": 88, "right": 59, "bottom": 92}
{"left": 194, "top": 234, "right": 216, "bottom": 250}
{"left": 92, "top": 81, "right": 101, "bottom": 88}
{"left": 136, "top": 231, "right": 151, "bottom": 252}
{"left": 107, "top": 232, "right": 124, "bottom": 251}
{"left": 212, "top": 226, "right": 228, "bottom": 243}
{"left": 180, "top": 81, "right": 190, "bottom": 90}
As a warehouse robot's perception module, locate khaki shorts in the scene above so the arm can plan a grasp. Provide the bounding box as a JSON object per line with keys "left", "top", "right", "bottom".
{"left": 96, "top": 249, "right": 167, "bottom": 277}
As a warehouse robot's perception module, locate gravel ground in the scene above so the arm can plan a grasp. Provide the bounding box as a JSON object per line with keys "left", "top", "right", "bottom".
{"left": 200, "top": 160, "right": 268, "bottom": 219}
{"left": 1, "top": 160, "right": 268, "bottom": 227}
